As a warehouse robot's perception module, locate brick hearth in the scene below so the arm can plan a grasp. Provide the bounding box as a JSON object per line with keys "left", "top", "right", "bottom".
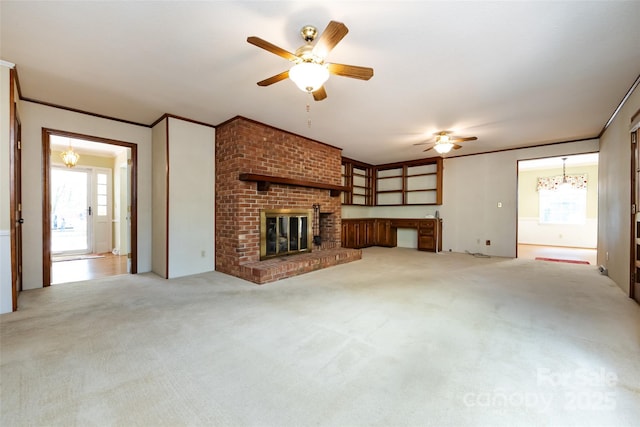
{"left": 215, "top": 116, "right": 360, "bottom": 284}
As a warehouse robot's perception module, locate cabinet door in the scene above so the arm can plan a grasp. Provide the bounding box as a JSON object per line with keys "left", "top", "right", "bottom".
{"left": 365, "top": 220, "right": 376, "bottom": 246}
{"left": 342, "top": 221, "right": 358, "bottom": 248}
{"left": 375, "top": 220, "right": 396, "bottom": 247}
{"left": 418, "top": 235, "right": 435, "bottom": 251}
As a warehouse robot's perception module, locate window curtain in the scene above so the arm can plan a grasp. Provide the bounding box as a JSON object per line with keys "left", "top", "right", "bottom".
{"left": 537, "top": 174, "right": 587, "bottom": 191}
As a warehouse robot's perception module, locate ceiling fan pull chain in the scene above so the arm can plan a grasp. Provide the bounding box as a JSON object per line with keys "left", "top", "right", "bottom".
{"left": 306, "top": 102, "right": 312, "bottom": 128}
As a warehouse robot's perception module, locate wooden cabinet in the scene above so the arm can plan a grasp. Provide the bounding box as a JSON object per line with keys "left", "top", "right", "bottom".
{"left": 374, "top": 219, "right": 396, "bottom": 247}
{"left": 342, "top": 219, "right": 376, "bottom": 248}
{"left": 417, "top": 219, "right": 442, "bottom": 252}
{"left": 342, "top": 218, "right": 441, "bottom": 251}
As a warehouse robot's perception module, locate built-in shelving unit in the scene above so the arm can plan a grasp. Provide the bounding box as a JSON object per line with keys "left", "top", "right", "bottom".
{"left": 341, "top": 158, "right": 374, "bottom": 205}
{"left": 342, "top": 157, "right": 443, "bottom": 206}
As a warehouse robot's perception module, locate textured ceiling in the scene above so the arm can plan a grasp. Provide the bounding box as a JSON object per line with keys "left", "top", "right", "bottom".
{"left": 2, "top": 1, "right": 639, "bottom": 164}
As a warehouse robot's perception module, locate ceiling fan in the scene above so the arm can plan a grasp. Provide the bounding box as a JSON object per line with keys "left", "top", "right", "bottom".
{"left": 414, "top": 131, "right": 478, "bottom": 154}
{"left": 247, "top": 20, "right": 374, "bottom": 101}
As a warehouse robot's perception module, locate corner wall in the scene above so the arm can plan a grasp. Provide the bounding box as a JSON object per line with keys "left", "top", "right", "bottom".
{"left": 598, "top": 82, "right": 640, "bottom": 294}
{"left": 167, "top": 117, "right": 215, "bottom": 278}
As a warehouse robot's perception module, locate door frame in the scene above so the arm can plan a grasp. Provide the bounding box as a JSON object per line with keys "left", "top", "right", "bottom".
{"left": 9, "top": 69, "right": 21, "bottom": 311}
{"left": 630, "top": 109, "right": 640, "bottom": 302}
{"left": 42, "top": 128, "right": 138, "bottom": 287}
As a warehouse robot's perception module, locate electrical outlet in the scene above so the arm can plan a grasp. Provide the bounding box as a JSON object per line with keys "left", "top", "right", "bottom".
{"left": 485, "top": 240, "right": 491, "bottom": 246}
{"left": 201, "top": 250, "right": 206, "bottom": 257}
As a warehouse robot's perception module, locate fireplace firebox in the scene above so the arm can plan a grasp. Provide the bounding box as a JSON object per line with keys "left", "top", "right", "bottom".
{"left": 260, "top": 209, "right": 314, "bottom": 260}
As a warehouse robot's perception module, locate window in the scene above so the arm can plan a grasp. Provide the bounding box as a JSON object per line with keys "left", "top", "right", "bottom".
{"left": 97, "top": 172, "right": 108, "bottom": 216}
{"left": 539, "top": 188, "right": 587, "bottom": 224}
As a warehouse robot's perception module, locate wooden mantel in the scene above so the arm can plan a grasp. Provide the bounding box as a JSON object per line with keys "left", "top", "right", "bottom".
{"left": 239, "top": 173, "right": 350, "bottom": 197}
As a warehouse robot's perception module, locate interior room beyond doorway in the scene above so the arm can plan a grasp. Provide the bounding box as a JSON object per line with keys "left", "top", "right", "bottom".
{"left": 49, "top": 134, "right": 132, "bottom": 285}
{"left": 517, "top": 153, "right": 598, "bottom": 265}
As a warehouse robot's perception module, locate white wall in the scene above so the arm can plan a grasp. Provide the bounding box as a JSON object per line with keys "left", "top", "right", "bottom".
{"left": 0, "top": 65, "right": 12, "bottom": 313}
{"left": 19, "top": 101, "right": 153, "bottom": 289}
{"left": 598, "top": 83, "right": 640, "bottom": 294}
{"left": 342, "top": 139, "right": 599, "bottom": 256}
{"left": 151, "top": 119, "right": 168, "bottom": 277}
{"left": 167, "top": 117, "right": 215, "bottom": 278}
{"left": 518, "top": 218, "right": 597, "bottom": 248}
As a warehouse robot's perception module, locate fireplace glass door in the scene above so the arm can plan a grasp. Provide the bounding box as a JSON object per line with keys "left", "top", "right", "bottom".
{"left": 261, "top": 209, "right": 313, "bottom": 259}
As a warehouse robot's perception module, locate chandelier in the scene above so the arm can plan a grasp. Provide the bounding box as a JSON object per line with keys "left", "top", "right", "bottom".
{"left": 61, "top": 144, "right": 80, "bottom": 168}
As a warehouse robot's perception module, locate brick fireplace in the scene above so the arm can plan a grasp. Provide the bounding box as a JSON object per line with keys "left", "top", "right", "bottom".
{"left": 215, "top": 116, "right": 361, "bottom": 284}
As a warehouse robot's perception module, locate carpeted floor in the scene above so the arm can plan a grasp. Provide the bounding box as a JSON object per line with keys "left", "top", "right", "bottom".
{"left": 1, "top": 247, "right": 639, "bottom": 426}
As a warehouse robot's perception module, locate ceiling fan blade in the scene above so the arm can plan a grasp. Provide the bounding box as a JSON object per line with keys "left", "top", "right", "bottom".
{"left": 413, "top": 142, "right": 430, "bottom": 146}
{"left": 247, "top": 36, "right": 298, "bottom": 62}
{"left": 313, "top": 21, "right": 349, "bottom": 58}
{"left": 257, "top": 70, "right": 290, "bottom": 86}
{"left": 422, "top": 145, "right": 435, "bottom": 152}
{"left": 450, "top": 136, "right": 478, "bottom": 143}
{"left": 312, "top": 86, "right": 327, "bottom": 101}
{"left": 452, "top": 144, "right": 463, "bottom": 150}
{"left": 327, "top": 63, "right": 374, "bottom": 80}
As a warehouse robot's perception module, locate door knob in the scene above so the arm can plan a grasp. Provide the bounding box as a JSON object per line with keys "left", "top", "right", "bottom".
{"left": 17, "top": 218, "right": 24, "bottom": 224}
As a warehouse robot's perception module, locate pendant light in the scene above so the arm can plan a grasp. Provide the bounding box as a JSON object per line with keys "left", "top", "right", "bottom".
{"left": 61, "top": 142, "right": 80, "bottom": 168}
{"left": 559, "top": 157, "right": 571, "bottom": 190}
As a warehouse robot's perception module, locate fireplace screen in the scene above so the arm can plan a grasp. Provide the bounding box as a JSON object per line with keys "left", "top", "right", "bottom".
{"left": 260, "top": 209, "right": 313, "bottom": 259}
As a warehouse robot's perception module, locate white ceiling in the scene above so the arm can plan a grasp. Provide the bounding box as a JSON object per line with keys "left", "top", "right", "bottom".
{"left": 2, "top": 1, "right": 639, "bottom": 165}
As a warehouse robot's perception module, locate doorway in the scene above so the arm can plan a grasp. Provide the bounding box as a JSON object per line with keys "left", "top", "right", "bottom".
{"left": 51, "top": 166, "right": 91, "bottom": 255}
{"left": 517, "top": 153, "right": 599, "bottom": 264}
{"left": 43, "top": 129, "right": 138, "bottom": 286}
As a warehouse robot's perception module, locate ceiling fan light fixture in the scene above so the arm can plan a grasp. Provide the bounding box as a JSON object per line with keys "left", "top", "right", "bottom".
{"left": 436, "top": 134, "right": 450, "bottom": 144}
{"left": 61, "top": 145, "right": 80, "bottom": 168}
{"left": 434, "top": 142, "right": 454, "bottom": 154}
{"left": 289, "top": 61, "right": 329, "bottom": 93}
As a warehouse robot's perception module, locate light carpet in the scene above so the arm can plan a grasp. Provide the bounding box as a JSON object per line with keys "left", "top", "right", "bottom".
{"left": 1, "top": 247, "right": 639, "bottom": 426}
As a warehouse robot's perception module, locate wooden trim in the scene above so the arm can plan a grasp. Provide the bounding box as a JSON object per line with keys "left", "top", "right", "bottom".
{"left": 164, "top": 119, "right": 170, "bottom": 279}
{"left": 445, "top": 137, "right": 599, "bottom": 159}
{"left": 9, "top": 69, "right": 18, "bottom": 309}
{"left": 13, "top": 65, "right": 23, "bottom": 99}
{"left": 632, "top": 107, "right": 640, "bottom": 131}
{"left": 129, "top": 144, "right": 138, "bottom": 275}
{"left": 342, "top": 156, "right": 374, "bottom": 169}
{"left": 631, "top": 130, "right": 637, "bottom": 300}
{"left": 217, "top": 115, "right": 343, "bottom": 152}
{"left": 42, "top": 129, "right": 51, "bottom": 287}
{"left": 42, "top": 128, "right": 139, "bottom": 284}
{"left": 375, "top": 156, "right": 442, "bottom": 170}
{"left": 151, "top": 113, "right": 216, "bottom": 129}
{"left": 23, "top": 98, "right": 149, "bottom": 128}
{"left": 600, "top": 73, "right": 640, "bottom": 137}
{"left": 239, "top": 173, "right": 349, "bottom": 197}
